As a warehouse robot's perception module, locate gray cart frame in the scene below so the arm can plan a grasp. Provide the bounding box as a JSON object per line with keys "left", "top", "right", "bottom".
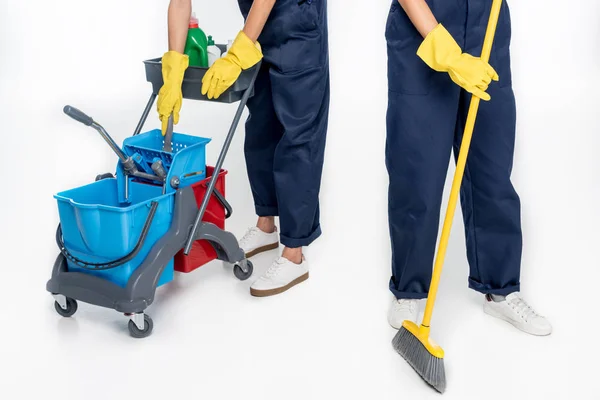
{"left": 47, "top": 54, "right": 261, "bottom": 338}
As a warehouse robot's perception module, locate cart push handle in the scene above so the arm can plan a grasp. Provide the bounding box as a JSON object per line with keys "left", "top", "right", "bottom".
{"left": 183, "top": 60, "right": 262, "bottom": 255}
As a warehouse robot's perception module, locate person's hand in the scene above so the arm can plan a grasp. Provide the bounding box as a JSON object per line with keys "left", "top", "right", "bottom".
{"left": 201, "top": 31, "right": 262, "bottom": 100}
{"left": 417, "top": 24, "right": 499, "bottom": 101}
{"left": 157, "top": 51, "right": 189, "bottom": 135}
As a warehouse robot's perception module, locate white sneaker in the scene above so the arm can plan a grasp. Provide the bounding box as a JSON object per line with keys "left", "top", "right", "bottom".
{"left": 388, "top": 298, "right": 418, "bottom": 330}
{"left": 250, "top": 256, "right": 309, "bottom": 297}
{"left": 238, "top": 226, "right": 279, "bottom": 258}
{"left": 483, "top": 292, "right": 552, "bottom": 336}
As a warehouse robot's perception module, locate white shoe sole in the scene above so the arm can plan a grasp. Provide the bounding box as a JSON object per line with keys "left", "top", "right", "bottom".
{"left": 483, "top": 302, "right": 552, "bottom": 336}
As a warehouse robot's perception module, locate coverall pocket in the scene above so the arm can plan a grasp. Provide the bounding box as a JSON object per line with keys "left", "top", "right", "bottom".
{"left": 385, "top": 1, "right": 435, "bottom": 95}
{"left": 278, "top": 0, "right": 323, "bottom": 73}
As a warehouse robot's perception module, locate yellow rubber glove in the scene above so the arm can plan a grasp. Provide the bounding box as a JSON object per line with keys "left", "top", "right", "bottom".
{"left": 417, "top": 24, "right": 499, "bottom": 101}
{"left": 201, "top": 31, "right": 262, "bottom": 100}
{"left": 157, "top": 51, "right": 189, "bottom": 135}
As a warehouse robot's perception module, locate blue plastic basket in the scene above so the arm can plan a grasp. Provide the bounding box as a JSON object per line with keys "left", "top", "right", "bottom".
{"left": 54, "top": 178, "right": 175, "bottom": 287}
{"left": 122, "top": 129, "right": 211, "bottom": 193}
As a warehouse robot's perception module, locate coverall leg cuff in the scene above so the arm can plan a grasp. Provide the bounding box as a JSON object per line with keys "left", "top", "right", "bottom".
{"left": 255, "top": 205, "right": 279, "bottom": 217}
{"left": 279, "top": 225, "right": 322, "bottom": 248}
{"left": 389, "top": 286, "right": 428, "bottom": 300}
{"left": 468, "top": 278, "right": 520, "bottom": 296}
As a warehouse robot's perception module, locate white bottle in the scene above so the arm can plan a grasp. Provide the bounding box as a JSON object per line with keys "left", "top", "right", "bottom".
{"left": 207, "top": 35, "right": 222, "bottom": 66}
{"left": 221, "top": 40, "right": 234, "bottom": 58}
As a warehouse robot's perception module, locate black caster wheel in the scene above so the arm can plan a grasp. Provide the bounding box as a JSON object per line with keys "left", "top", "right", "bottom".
{"left": 54, "top": 297, "right": 78, "bottom": 318}
{"left": 95, "top": 172, "right": 114, "bottom": 181}
{"left": 128, "top": 314, "right": 154, "bottom": 339}
{"left": 234, "top": 260, "right": 253, "bottom": 281}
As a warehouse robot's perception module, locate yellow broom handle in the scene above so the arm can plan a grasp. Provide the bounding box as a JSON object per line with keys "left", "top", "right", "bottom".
{"left": 422, "top": 0, "right": 503, "bottom": 328}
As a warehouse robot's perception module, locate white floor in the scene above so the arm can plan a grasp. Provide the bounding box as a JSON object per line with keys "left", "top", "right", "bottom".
{"left": 1, "top": 205, "right": 597, "bottom": 400}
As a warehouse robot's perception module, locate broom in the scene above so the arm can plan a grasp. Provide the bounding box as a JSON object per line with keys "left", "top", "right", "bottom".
{"left": 391, "top": 0, "right": 504, "bottom": 393}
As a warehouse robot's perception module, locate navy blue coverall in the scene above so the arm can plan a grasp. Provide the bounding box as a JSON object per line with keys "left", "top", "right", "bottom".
{"left": 238, "top": 0, "right": 330, "bottom": 248}
{"left": 385, "top": 0, "right": 522, "bottom": 299}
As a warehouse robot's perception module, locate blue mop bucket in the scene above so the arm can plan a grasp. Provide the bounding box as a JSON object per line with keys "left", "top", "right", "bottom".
{"left": 54, "top": 178, "right": 175, "bottom": 287}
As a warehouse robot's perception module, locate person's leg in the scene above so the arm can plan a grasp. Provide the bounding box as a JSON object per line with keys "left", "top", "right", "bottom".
{"left": 237, "top": 62, "right": 285, "bottom": 257}
{"left": 385, "top": 0, "right": 465, "bottom": 327}
{"left": 457, "top": 0, "right": 551, "bottom": 335}
{"left": 236, "top": 0, "right": 283, "bottom": 258}
{"left": 249, "top": 0, "right": 329, "bottom": 297}
{"left": 271, "top": 0, "right": 329, "bottom": 253}
{"left": 458, "top": 0, "right": 521, "bottom": 296}
{"left": 244, "top": 63, "right": 283, "bottom": 221}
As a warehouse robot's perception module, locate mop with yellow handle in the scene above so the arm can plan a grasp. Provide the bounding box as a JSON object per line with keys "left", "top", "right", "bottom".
{"left": 391, "top": 0, "right": 503, "bottom": 393}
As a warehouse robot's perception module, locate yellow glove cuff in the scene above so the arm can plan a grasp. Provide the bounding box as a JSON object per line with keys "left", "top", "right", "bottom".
{"left": 416, "top": 24, "right": 462, "bottom": 73}
{"left": 161, "top": 51, "right": 189, "bottom": 83}
{"left": 227, "top": 31, "right": 263, "bottom": 70}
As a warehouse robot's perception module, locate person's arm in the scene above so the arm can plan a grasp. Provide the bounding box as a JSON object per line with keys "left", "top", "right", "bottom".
{"left": 157, "top": 0, "right": 191, "bottom": 135}
{"left": 242, "top": 0, "right": 276, "bottom": 42}
{"left": 397, "top": 0, "right": 438, "bottom": 38}
{"left": 168, "top": 0, "right": 192, "bottom": 53}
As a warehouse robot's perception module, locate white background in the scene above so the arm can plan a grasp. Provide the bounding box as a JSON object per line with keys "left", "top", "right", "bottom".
{"left": 1, "top": 0, "right": 599, "bottom": 399}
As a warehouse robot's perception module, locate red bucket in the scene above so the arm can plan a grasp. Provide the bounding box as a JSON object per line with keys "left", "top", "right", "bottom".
{"left": 174, "top": 166, "right": 227, "bottom": 273}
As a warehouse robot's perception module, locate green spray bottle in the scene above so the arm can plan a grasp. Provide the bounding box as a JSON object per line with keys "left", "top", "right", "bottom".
{"left": 184, "top": 13, "right": 209, "bottom": 68}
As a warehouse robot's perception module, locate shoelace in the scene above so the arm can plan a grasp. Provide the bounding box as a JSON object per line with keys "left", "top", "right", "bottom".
{"left": 265, "top": 258, "right": 287, "bottom": 279}
{"left": 394, "top": 299, "right": 416, "bottom": 313}
{"left": 239, "top": 227, "right": 260, "bottom": 247}
{"left": 507, "top": 295, "right": 539, "bottom": 322}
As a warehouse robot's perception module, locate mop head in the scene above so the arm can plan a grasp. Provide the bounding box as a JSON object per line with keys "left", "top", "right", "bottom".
{"left": 392, "top": 322, "right": 446, "bottom": 393}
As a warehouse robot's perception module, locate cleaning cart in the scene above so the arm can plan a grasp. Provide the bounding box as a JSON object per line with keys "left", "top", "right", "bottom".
{"left": 46, "top": 45, "right": 260, "bottom": 338}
